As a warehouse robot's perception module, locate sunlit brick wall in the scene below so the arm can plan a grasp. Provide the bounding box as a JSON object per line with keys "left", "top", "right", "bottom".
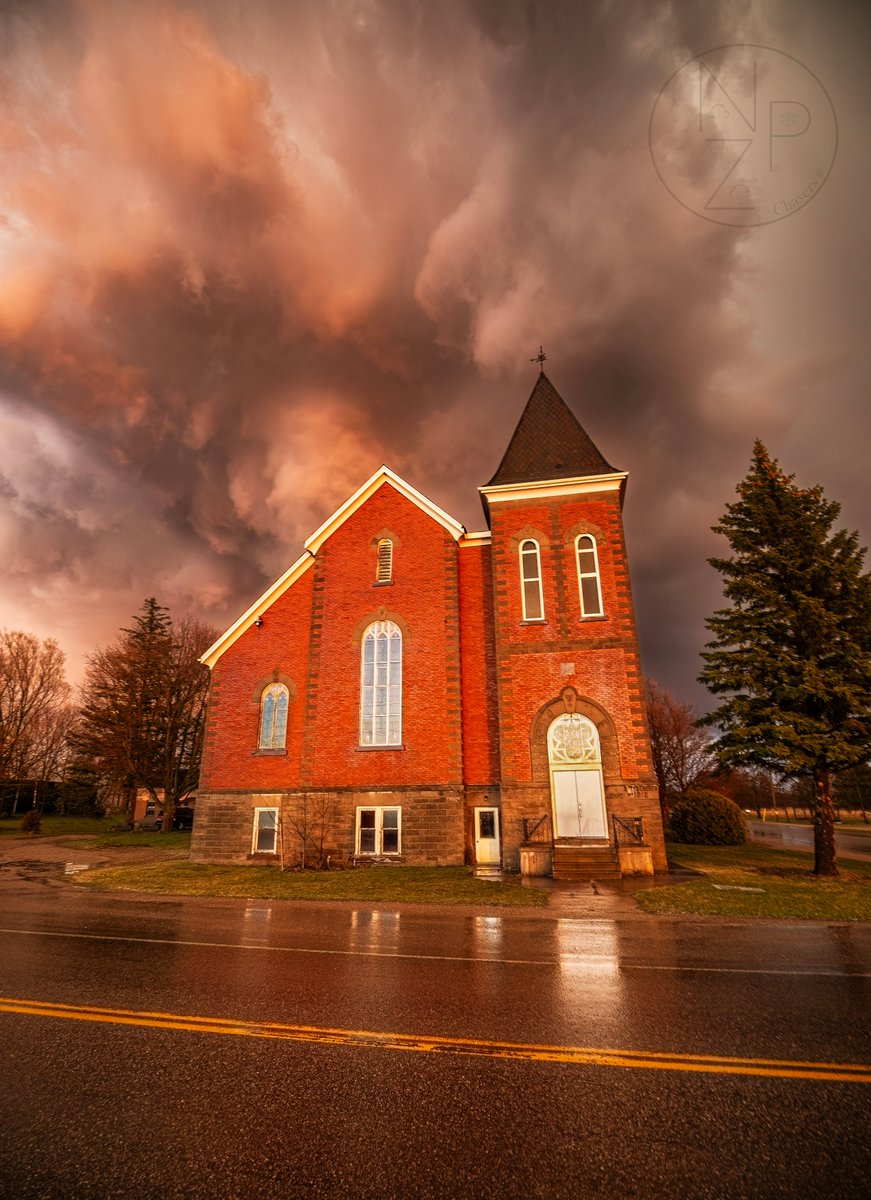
{"left": 457, "top": 540, "right": 500, "bottom": 788}
{"left": 198, "top": 568, "right": 315, "bottom": 792}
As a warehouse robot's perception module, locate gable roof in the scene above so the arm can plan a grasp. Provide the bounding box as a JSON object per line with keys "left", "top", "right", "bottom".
{"left": 201, "top": 466, "right": 465, "bottom": 668}
{"left": 200, "top": 552, "right": 314, "bottom": 669}
{"left": 486, "top": 371, "right": 618, "bottom": 486}
{"left": 304, "top": 465, "right": 465, "bottom": 554}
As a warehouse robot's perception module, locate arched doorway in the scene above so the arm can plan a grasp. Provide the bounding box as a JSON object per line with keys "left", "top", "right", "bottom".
{"left": 548, "top": 713, "right": 608, "bottom": 839}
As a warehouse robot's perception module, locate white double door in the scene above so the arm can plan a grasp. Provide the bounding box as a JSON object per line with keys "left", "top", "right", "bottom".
{"left": 552, "top": 769, "right": 608, "bottom": 839}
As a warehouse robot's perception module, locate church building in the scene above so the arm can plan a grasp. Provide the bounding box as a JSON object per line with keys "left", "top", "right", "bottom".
{"left": 191, "top": 369, "right": 667, "bottom": 878}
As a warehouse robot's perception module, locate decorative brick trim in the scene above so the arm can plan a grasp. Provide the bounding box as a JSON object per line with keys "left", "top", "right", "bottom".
{"left": 350, "top": 608, "right": 411, "bottom": 647}
{"left": 249, "top": 672, "right": 298, "bottom": 704}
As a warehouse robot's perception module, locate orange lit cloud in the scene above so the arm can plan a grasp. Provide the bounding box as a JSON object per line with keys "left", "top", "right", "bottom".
{"left": 0, "top": 0, "right": 867, "bottom": 705}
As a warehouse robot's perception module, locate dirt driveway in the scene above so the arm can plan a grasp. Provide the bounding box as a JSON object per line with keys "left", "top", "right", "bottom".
{"left": 0, "top": 834, "right": 178, "bottom": 888}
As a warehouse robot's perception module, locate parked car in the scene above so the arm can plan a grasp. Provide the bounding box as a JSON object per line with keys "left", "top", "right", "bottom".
{"left": 154, "top": 807, "right": 195, "bottom": 831}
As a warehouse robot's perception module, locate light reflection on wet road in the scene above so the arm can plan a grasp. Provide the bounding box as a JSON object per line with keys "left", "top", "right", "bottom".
{"left": 1, "top": 886, "right": 869, "bottom": 1198}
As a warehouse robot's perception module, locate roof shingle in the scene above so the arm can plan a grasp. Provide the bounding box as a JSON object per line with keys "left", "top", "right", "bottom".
{"left": 486, "top": 372, "right": 619, "bottom": 486}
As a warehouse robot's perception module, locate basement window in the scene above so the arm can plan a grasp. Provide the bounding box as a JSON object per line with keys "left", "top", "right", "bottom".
{"left": 252, "top": 807, "right": 279, "bottom": 854}
{"left": 356, "top": 806, "right": 401, "bottom": 855}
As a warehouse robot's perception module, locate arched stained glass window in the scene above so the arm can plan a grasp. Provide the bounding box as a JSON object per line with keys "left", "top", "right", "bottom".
{"left": 576, "top": 534, "right": 604, "bottom": 618}
{"left": 259, "top": 683, "right": 289, "bottom": 750}
{"left": 360, "top": 620, "right": 402, "bottom": 746}
{"left": 547, "top": 713, "right": 602, "bottom": 765}
{"left": 519, "top": 539, "right": 544, "bottom": 621}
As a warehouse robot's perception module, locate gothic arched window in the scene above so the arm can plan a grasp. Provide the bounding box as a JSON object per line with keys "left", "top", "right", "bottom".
{"left": 360, "top": 621, "right": 402, "bottom": 746}
{"left": 259, "top": 683, "right": 289, "bottom": 750}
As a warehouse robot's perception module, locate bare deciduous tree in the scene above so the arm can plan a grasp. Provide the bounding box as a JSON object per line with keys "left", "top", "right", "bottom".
{"left": 645, "top": 677, "right": 714, "bottom": 822}
{"left": 0, "top": 631, "right": 72, "bottom": 794}
{"left": 282, "top": 792, "right": 339, "bottom": 868}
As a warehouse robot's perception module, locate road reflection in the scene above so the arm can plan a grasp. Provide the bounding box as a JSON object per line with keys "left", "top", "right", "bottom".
{"left": 240, "top": 901, "right": 274, "bottom": 943}
{"left": 348, "top": 908, "right": 403, "bottom": 955}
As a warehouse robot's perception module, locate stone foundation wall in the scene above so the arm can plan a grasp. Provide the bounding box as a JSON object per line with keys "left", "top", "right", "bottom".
{"left": 191, "top": 787, "right": 465, "bottom": 867}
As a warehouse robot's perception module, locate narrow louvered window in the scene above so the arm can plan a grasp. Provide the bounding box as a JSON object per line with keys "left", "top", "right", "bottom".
{"left": 376, "top": 539, "right": 393, "bottom": 582}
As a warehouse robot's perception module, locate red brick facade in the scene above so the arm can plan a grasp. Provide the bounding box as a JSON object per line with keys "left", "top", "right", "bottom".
{"left": 191, "top": 377, "right": 666, "bottom": 874}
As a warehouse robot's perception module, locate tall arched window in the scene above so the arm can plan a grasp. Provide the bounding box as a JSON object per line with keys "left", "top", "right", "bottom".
{"left": 519, "top": 539, "right": 544, "bottom": 621}
{"left": 360, "top": 621, "right": 402, "bottom": 746}
{"left": 259, "top": 683, "right": 289, "bottom": 750}
{"left": 576, "top": 534, "right": 604, "bottom": 618}
{"left": 376, "top": 538, "right": 393, "bottom": 582}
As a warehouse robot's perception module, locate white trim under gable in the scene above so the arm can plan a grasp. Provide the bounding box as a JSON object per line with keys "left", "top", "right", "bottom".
{"left": 460, "top": 530, "right": 492, "bottom": 546}
{"left": 304, "top": 465, "right": 465, "bottom": 555}
{"left": 479, "top": 472, "right": 628, "bottom": 507}
{"left": 201, "top": 467, "right": 466, "bottom": 670}
{"left": 200, "top": 552, "right": 313, "bottom": 669}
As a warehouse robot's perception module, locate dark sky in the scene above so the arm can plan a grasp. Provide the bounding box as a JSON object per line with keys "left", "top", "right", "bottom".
{"left": 0, "top": 0, "right": 868, "bottom": 710}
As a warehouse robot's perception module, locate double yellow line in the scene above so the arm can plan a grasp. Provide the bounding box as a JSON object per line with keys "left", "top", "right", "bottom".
{"left": 1, "top": 995, "right": 868, "bottom": 1083}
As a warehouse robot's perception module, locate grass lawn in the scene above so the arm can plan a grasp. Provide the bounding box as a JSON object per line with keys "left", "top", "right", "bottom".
{"left": 0, "top": 815, "right": 110, "bottom": 837}
{"left": 636, "top": 842, "right": 871, "bottom": 921}
{"left": 8, "top": 816, "right": 870, "bottom": 917}
{"left": 73, "top": 861, "right": 550, "bottom": 907}
{"left": 0, "top": 814, "right": 191, "bottom": 851}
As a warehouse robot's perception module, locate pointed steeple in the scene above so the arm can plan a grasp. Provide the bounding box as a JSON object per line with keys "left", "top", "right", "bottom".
{"left": 487, "top": 372, "right": 618, "bottom": 487}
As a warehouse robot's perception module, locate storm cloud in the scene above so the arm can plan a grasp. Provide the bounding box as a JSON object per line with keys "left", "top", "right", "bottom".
{"left": 0, "top": 0, "right": 868, "bottom": 707}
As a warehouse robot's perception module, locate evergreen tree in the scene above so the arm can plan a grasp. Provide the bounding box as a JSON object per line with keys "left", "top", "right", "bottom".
{"left": 73, "top": 599, "right": 216, "bottom": 828}
{"left": 699, "top": 442, "right": 871, "bottom": 875}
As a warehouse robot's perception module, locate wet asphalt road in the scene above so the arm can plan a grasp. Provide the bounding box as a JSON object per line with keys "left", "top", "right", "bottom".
{"left": 0, "top": 877, "right": 869, "bottom": 1199}
{"left": 747, "top": 819, "right": 871, "bottom": 862}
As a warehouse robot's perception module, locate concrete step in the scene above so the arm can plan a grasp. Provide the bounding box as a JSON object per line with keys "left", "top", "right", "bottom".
{"left": 552, "top": 843, "right": 622, "bottom": 881}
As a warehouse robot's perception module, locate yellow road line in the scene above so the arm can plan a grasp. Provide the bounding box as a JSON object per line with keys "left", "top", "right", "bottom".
{"left": 1, "top": 996, "right": 868, "bottom": 1083}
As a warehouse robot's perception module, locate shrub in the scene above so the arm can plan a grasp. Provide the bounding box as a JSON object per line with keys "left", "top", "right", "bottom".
{"left": 668, "top": 789, "right": 746, "bottom": 845}
{"left": 19, "top": 809, "right": 42, "bottom": 835}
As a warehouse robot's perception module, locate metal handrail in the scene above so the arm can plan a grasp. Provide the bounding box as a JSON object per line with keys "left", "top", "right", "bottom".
{"left": 612, "top": 815, "right": 645, "bottom": 846}
{"left": 522, "top": 814, "right": 552, "bottom": 843}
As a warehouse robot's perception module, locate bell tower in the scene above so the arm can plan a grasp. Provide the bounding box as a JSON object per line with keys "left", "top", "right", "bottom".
{"left": 480, "top": 367, "right": 666, "bottom": 876}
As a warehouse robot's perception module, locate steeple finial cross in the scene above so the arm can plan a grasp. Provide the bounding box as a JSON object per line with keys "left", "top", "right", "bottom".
{"left": 531, "top": 346, "right": 546, "bottom": 372}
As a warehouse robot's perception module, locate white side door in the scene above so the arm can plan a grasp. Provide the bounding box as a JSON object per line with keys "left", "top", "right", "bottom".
{"left": 474, "top": 807, "right": 501, "bottom": 865}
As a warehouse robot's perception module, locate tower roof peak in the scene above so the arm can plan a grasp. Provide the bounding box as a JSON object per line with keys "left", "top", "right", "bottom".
{"left": 486, "top": 371, "right": 618, "bottom": 487}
